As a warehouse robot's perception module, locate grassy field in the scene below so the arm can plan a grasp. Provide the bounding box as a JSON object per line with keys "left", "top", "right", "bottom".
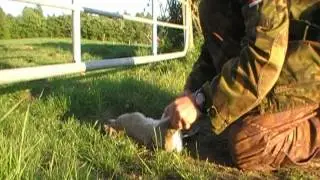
{"left": 0, "top": 38, "right": 319, "bottom": 179}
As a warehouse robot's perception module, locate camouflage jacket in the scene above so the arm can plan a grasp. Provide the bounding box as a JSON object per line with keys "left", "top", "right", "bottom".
{"left": 185, "top": 0, "right": 320, "bottom": 134}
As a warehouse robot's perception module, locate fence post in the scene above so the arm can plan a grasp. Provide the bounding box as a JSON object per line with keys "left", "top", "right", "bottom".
{"left": 182, "top": 1, "right": 186, "bottom": 46}
{"left": 152, "top": 0, "right": 158, "bottom": 56}
{"left": 187, "top": 0, "right": 194, "bottom": 49}
{"left": 72, "top": 0, "right": 81, "bottom": 63}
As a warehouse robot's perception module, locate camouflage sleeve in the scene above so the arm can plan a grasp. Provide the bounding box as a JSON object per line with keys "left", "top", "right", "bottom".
{"left": 184, "top": 0, "right": 244, "bottom": 93}
{"left": 184, "top": 44, "right": 217, "bottom": 93}
{"left": 202, "top": 1, "right": 290, "bottom": 134}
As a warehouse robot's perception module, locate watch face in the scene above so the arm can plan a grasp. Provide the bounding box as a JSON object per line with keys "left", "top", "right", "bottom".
{"left": 196, "top": 92, "right": 205, "bottom": 106}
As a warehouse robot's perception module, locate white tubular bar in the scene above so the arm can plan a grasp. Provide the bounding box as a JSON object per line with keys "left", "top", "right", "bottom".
{"left": 72, "top": 0, "right": 81, "bottom": 63}
{"left": 11, "top": 0, "right": 80, "bottom": 10}
{"left": 82, "top": 7, "right": 122, "bottom": 18}
{"left": 83, "top": 8, "right": 185, "bottom": 30}
{"left": 0, "top": 51, "right": 188, "bottom": 85}
{"left": 86, "top": 49, "right": 188, "bottom": 71}
{"left": 0, "top": 63, "right": 86, "bottom": 85}
{"left": 182, "top": 1, "right": 186, "bottom": 44}
{"left": 152, "top": 0, "right": 158, "bottom": 55}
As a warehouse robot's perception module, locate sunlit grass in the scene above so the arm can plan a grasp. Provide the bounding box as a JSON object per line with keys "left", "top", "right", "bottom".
{"left": 0, "top": 38, "right": 318, "bottom": 179}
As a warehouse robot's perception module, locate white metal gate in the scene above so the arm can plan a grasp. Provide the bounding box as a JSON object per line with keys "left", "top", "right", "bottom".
{"left": 0, "top": 0, "right": 191, "bottom": 85}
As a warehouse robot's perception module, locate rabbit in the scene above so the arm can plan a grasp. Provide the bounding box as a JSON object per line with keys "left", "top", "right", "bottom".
{"left": 105, "top": 112, "right": 183, "bottom": 152}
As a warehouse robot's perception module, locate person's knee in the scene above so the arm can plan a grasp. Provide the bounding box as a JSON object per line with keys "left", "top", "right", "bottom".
{"left": 228, "top": 122, "right": 251, "bottom": 170}
{"left": 227, "top": 121, "right": 275, "bottom": 171}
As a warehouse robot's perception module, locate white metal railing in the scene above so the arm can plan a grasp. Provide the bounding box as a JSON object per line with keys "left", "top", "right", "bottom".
{"left": 0, "top": 0, "right": 191, "bottom": 85}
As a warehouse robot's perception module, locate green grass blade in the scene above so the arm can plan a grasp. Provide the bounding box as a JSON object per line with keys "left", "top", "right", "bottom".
{"left": 137, "top": 154, "right": 153, "bottom": 175}
{"left": 0, "top": 97, "right": 27, "bottom": 124}
{"left": 16, "top": 104, "right": 30, "bottom": 178}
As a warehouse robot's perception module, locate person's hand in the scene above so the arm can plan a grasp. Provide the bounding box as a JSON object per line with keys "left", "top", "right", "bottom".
{"left": 164, "top": 93, "right": 200, "bottom": 130}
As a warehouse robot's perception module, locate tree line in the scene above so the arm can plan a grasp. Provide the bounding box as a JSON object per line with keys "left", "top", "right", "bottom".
{"left": 0, "top": 6, "right": 153, "bottom": 45}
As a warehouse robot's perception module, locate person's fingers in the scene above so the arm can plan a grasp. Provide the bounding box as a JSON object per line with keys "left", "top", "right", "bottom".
{"left": 173, "top": 109, "right": 181, "bottom": 129}
{"left": 170, "top": 118, "right": 177, "bottom": 129}
{"left": 169, "top": 110, "right": 178, "bottom": 128}
{"left": 170, "top": 117, "right": 180, "bottom": 129}
{"left": 177, "top": 120, "right": 183, "bottom": 130}
{"left": 169, "top": 108, "right": 183, "bottom": 130}
{"left": 178, "top": 105, "right": 191, "bottom": 130}
{"left": 183, "top": 121, "right": 191, "bottom": 130}
{"left": 166, "top": 95, "right": 199, "bottom": 130}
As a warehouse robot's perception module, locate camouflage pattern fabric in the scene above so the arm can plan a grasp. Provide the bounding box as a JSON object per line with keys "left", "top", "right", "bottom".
{"left": 185, "top": 0, "right": 320, "bottom": 134}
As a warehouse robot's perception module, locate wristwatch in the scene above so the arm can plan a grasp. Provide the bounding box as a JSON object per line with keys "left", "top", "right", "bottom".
{"left": 193, "top": 88, "right": 206, "bottom": 112}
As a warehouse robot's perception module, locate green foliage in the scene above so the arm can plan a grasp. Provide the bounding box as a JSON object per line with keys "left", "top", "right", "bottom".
{"left": 80, "top": 13, "right": 151, "bottom": 44}
{"left": 19, "top": 7, "right": 47, "bottom": 38}
{"left": 46, "top": 15, "right": 72, "bottom": 38}
{"left": 7, "top": 15, "right": 21, "bottom": 39}
{"left": 0, "top": 7, "right": 152, "bottom": 45}
{"left": 0, "top": 7, "right": 10, "bottom": 39}
{"left": 158, "top": 0, "right": 184, "bottom": 53}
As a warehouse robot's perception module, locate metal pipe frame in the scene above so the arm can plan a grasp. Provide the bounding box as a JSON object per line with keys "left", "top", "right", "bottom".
{"left": 12, "top": 0, "right": 81, "bottom": 11}
{"left": 152, "top": 0, "right": 158, "bottom": 55}
{"left": 1, "top": 0, "right": 190, "bottom": 85}
{"left": 72, "top": 0, "right": 81, "bottom": 63}
{"left": 83, "top": 8, "right": 186, "bottom": 30}
{"left": 0, "top": 50, "right": 189, "bottom": 85}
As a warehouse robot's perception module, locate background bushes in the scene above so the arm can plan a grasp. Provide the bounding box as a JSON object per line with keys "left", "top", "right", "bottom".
{"left": 0, "top": 6, "right": 153, "bottom": 45}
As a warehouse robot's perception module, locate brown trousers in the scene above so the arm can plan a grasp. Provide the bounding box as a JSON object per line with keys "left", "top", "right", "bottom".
{"left": 228, "top": 104, "right": 320, "bottom": 170}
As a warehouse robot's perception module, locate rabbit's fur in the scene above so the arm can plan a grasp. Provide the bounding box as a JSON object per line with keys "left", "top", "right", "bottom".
{"left": 106, "top": 112, "right": 183, "bottom": 152}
